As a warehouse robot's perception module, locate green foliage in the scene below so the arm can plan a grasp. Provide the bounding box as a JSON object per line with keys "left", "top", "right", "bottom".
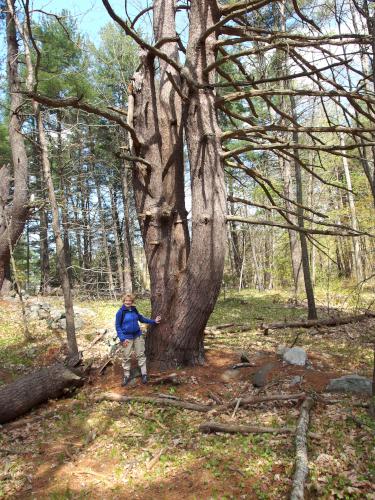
{"left": 0, "top": 119, "right": 10, "bottom": 164}
{"left": 33, "top": 11, "right": 92, "bottom": 99}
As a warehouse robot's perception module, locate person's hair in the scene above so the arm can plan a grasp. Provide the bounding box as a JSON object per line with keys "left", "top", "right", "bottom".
{"left": 122, "top": 293, "right": 135, "bottom": 303}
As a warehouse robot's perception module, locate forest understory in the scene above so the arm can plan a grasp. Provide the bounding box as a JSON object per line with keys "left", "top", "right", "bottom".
{"left": 0, "top": 289, "right": 373, "bottom": 499}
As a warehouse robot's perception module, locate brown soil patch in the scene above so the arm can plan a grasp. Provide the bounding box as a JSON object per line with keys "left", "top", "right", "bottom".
{"left": 93, "top": 348, "right": 341, "bottom": 397}
{"left": 3, "top": 348, "right": 372, "bottom": 499}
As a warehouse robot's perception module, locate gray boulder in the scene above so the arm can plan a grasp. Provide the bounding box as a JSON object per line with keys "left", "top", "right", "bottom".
{"left": 50, "top": 309, "right": 64, "bottom": 321}
{"left": 28, "top": 310, "right": 39, "bottom": 320}
{"left": 283, "top": 347, "right": 307, "bottom": 366}
{"left": 38, "top": 309, "right": 50, "bottom": 320}
{"left": 276, "top": 344, "right": 287, "bottom": 357}
{"left": 326, "top": 375, "right": 372, "bottom": 395}
{"left": 58, "top": 317, "right": 85, "bottom": 330}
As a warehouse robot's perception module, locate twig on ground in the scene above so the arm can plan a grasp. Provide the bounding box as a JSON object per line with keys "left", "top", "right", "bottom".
{"left": 207, "top": 391, "right": 223, "bottom": 404}
{"left": 199, "top": 421, "right": 295, "bottom": 435}
{"left": 147, "top": 447, "right": 166, "bottom": 471}
{"left": 231, "top": 398, "right": 242, "bottom": 419}
{"left": 95, "top": 392, "right": 212, "bottom": 412}
{"left": 231, "top": 362, "right": 256, "bottom": 369}
{"left": 98, "top": 358, "right": 112, "bottom": 375}
{"left": 214, "top": 393, "right": 306, "bottom": 413}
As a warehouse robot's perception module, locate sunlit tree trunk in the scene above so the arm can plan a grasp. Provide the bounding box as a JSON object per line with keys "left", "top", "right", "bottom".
{"left": 0, "top": 1, "right": 29, "bottom": 293}
{"left": 124, "top": 0, "right": 226, "bottom": 368}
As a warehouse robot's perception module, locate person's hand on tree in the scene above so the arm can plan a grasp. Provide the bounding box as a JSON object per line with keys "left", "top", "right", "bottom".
{"left": 155, "top": 315, "right": 161, "bottom": 324}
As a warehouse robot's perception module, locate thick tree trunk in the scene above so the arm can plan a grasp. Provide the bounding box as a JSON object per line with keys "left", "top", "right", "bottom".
{"left": 129, "top": 0, "right": 226, "bottom": 368}
{"left": 0, "top": 3, "right": 29, "bottom": 292}
{"left": 0, "top": 364, "right": 83, "bottom": 424}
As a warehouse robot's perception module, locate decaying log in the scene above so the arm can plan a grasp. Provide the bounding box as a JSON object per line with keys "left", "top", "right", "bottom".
{"left": 0, "top": 364, "right": 84, "bottom": 424}
{"left": 261, "top": 313, "right": 375, "bottom": 334}
{"left": 290, "top": 397, "right": 314, "bottom": 500}
{"left": 96, "top": 392, "right": 212, "bottom": 412}
{"left": 199, "top": 421, "right": 294, "bottom": 435}
{"left": 207, "top": 323, "right": 236, "bottom": 330}
{"left": 205, "top": 324, "right": 252, "bottom": 335}
{"left": 214, "top": 392, "right": 305, "bottom": 413}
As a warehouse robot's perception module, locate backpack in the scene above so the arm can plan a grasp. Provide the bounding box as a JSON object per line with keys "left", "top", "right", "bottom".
{"left": 120, "top": 306, "right": 139, "bottom": 326}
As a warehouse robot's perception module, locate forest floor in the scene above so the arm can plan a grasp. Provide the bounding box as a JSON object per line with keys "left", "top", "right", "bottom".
{"left": 0, "top": 289, "right": 374, "bottom": 499}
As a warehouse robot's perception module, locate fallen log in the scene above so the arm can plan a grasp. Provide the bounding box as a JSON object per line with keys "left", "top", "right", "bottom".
{"left": 0, "top": 364, "right": 84, "bottom": 424}
{"left": 261, "top": 313, "right": 375, "bottom": 334}
{"left": 96, "top": 392, "right": 212, "bottom": 412}
{"left": 205, "top": 324, "right": 252, "bottom": 335}
{"left": 207, "top": 323, "right": 236, "bottom": 330}
{"left": 290, "top": 397, "right": 314, "bottom": 500}
{"left": 199, "top": 421, "right": 294, "bottom": 435}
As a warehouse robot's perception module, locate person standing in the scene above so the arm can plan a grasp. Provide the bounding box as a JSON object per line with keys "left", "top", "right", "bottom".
{"left": 115, "top": 293, "right": 161, "bottom": 386}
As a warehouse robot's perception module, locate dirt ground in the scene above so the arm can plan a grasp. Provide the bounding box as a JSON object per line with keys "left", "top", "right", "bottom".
{"left": 0, "top": 296, "right": 374, "bottom": 499}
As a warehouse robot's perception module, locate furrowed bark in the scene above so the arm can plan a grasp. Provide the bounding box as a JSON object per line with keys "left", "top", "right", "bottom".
{"left": 0, "top": 1, "right": 29, "bottom": 292}
{"left": 128, "top": 0, "right": 226, "bottom": 369}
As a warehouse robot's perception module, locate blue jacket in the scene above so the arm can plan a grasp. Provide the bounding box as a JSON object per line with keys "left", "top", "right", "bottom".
{"left": 115, "top": 305, "right": 156, "bottom": 341}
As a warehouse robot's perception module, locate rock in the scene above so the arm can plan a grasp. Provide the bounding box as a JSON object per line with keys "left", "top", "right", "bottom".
{"left": 38, "top": 309, "right": 50, "bottom": 320}
{"left": 74, "top": 307, "right": 96, "bottom": 318}
{"left": 289, "top": 375, "right": 303, "bottom": 386}
{"left": 75, "top": 317, "right": 85, "bottom": 330}
{"left": 276, "top": 344, "right": 287, "bottom": 357}
{"left": 252, "top": 362, "right": 276, "bottom": 387}
{"left": 57, "top": 318, "right": 66, "bottom": 330}
{"left": 283, "top": 347, "right": 307, "bottom": 366}
{"left": 29, "top": 305, "right": 41, "bottom": 313}
{"left": 37, "top": 302, "right": 51, "bottom": 311}
{"left": 28, "top": 311, "right": 39, "bottom": 320}
{"left": 58, "top": 317, "right": 85, "bottom": 330}
{"left": 50, "top": 309, "right": 64, "bottom": 321}
{"left": 326, "top": 375, "right": 372, "bottom": 395}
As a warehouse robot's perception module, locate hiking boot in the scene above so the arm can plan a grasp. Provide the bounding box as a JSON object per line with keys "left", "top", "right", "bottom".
{"left": 121, "top": 375, "right": 131, "bottom": 387}
{"left": 141, "top": 374, "right": 148, "bottom": 384}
